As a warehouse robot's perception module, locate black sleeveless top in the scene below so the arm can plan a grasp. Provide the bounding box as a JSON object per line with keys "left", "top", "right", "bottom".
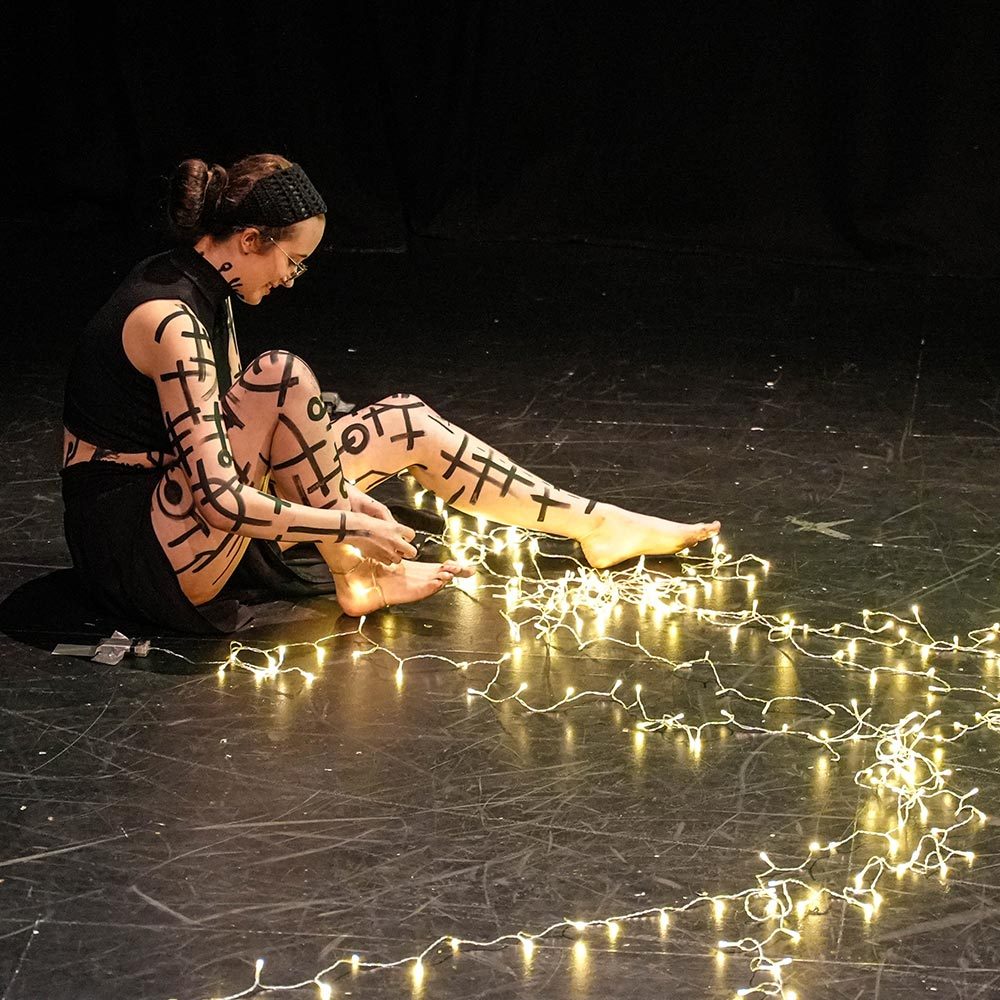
{"left": 63, "top": 247, "right": 235, "bottom": 453}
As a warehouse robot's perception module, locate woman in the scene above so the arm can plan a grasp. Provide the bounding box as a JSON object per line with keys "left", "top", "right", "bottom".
{"left": 61, "top": 153, "right": 720, "bottom": 633}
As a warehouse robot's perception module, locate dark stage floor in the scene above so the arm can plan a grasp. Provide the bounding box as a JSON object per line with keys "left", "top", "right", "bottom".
{"left": 2, "top": 239, "right": 1000, "bottom": 1000}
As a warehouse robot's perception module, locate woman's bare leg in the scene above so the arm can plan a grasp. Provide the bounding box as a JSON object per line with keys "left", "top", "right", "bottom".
{"left": 331, "top": 394, "right": 720, "bottom": 570}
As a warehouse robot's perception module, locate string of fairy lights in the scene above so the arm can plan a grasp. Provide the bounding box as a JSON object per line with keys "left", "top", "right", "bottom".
{"left": 161, "top": 491, "right": 998, "bottom": 1000}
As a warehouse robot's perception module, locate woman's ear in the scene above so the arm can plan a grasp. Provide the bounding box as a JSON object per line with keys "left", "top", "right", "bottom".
{"left": 238, "top": 228, "right": 262, "bottom": 254}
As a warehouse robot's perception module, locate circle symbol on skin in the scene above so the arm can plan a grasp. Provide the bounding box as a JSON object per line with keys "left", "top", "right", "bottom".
{"left": 307, "top": 396, "right": 328, "bottom": 422}
{"left": 340, "top": 423, "right": 371, "bottom": 455}
{"left": 163, "top": 478, "right": 184, "bottom": 505}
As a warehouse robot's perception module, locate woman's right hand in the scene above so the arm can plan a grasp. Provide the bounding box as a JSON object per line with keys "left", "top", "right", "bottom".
{"left": 351, "top": 513, "right": 418, "bottom": 564}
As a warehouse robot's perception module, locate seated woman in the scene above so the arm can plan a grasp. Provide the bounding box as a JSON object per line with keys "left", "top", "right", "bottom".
{"left": 61, "top": 154, "right": 720, "bottom": 633}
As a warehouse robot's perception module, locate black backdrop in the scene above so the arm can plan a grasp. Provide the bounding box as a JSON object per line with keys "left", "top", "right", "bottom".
{"left": 11, "top": 3, "right": 999, "bottom": 273}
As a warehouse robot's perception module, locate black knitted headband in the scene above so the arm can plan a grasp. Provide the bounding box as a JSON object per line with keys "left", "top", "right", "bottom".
{"left": 227, "top": 163, "right": 327, "bottom": 228}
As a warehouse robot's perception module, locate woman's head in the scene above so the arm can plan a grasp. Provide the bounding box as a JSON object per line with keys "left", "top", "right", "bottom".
{"left": 168, "top": 154, "right": 326, "bottom": 305}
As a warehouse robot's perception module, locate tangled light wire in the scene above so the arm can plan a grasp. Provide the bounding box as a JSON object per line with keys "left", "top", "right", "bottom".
{"left": 163, "top": 512, "right": 999, "bottom": 1000}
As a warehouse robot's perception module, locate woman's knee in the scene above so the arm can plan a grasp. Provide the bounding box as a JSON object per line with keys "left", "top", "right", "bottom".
{"left": 237, "top": 351, "right": 321, "bottom": 406}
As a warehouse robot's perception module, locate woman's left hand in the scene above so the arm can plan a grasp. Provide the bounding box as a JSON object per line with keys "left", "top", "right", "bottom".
{"left": 346, "top": 485, "right": 395, "bottom": 523}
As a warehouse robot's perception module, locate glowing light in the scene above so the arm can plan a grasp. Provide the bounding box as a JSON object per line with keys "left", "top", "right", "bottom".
{"left": 161, "top": 525, "right": 999, "bottom": 1000}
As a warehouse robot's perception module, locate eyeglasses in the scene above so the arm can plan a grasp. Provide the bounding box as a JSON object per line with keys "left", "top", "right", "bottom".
{"left": 267, "top": 236, "right": 308, "bottom": 283}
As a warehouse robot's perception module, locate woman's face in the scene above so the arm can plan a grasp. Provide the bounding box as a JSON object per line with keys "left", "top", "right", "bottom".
{"left": 239, "top": 215, "right": 326, "bottom": 305}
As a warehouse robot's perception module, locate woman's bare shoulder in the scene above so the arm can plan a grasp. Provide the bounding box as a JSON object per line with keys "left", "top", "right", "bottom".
{"left": 122, "top": 298, "right": 209, "bottom": 376}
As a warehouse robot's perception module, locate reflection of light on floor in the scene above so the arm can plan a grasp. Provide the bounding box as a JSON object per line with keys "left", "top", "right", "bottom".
{"left": 196, "top": 526, "right": 999, "bottom": 1000}
{"left": 520, "top": 934, "right": 535, "bottom": 967}
{"left": 410, "top": 957, "right": 425, "bottom": 997}
{"left": 571, "top": 936, "right": 589, "bottom": 992}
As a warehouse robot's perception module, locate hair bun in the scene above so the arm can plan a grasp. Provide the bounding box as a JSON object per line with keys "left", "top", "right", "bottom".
{"left": 168, "top": 158, "right": 229, "bottom": 239}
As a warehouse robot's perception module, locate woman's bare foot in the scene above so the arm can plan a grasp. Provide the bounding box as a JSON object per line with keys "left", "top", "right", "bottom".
{"left": 335, "top": 557, "right": 474, "bottom": 616}
{"left": 579, "top": 504, "right": 721, "bottom": 569}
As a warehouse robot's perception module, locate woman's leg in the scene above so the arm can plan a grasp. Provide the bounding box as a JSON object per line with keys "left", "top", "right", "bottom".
{"left": 331, "top": 393, "right": 719, "bottom": 569}
{"left": 151, "top": 352, "right": 465, "bottom": 612}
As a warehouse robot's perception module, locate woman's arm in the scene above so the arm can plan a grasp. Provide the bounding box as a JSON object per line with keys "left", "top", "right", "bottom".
{"left": 122, "top": 298, "right": 416, "bottom": 563}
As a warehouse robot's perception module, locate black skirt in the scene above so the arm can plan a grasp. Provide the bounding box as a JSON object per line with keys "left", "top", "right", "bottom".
{"left": 61, "top": 462, "right": 251, "bottom": 634}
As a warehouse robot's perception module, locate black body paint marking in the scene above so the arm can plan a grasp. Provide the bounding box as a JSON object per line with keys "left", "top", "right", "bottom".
{"left": 163, "top": 478, "right": 183, "bottom": 505}
{"left": 201, "top": 402, "right": 234, "bottom": 468}
{"left": 352, "top": 469, "right": 395, "bottom": 489}
{"left": 530, "top": 486, "right": 572, "bottom": 523}
{"left": 218, "top": 261, "right": 243, "bottom": 292}
{"left": 189, "top": 460, "right": 273, "bottom": 533}
{"left": 160, "top": 360, "right": 205, "bottom": 426}
{"left": 210, "top": 536, "right": 248, "bottom": 586}
{"left": 288, "top": 472, "right": 343, "bottom": 509}
{"left": 287, "top": 511, "right": 351, "bottom": 541}
{"left": 339, "top": 423, "right": 371, "bottom": 455}
{"left": 154, "top": 303, "right": 217, "bottom": 387}
{"left": 271, "top": 414, "right": 343, "bottom": 498}
{"left": 238, "top": 352, "right": 300, "bottom": 407}
{"left": 220, "top": 393, "right": 246, "bottom": 432}
{"left": 163, "top": 412, "right": 197, "bottom": 476}
{"left": 428, "top": 414, "right": 457, "bottom": 435}
{"left": 440, "top": 435, "right": 534, "bottom": 506}
{"left": 360, "top": 399, "right": 428, "bottom": 451}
